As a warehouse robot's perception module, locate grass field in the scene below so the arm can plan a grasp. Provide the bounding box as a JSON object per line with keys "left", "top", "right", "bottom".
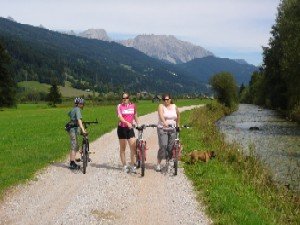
{"left": 18, "top": 81, "right": 96, "bottom": 97}
{"left": 180, "top": 103, "right": 300, "bottom": 225}
{"left": 0, "top": 99, "right": 207, "bottom": 197}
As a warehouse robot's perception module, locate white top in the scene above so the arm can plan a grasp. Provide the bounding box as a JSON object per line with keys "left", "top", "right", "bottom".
{"left": 158, "top": 104, "right": 177, "bottom": 127}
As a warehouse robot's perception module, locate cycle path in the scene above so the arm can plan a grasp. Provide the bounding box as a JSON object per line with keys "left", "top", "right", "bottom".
{"left": 0, "top": 104, "right": 211, "bottom": 225}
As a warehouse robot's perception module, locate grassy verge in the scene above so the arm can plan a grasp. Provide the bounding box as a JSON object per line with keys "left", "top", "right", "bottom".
{"left": 180, "top": 102, "right": 300, "bottom": 225}
{"left": 0, "top": 99, "right": 205, "bottom": 198}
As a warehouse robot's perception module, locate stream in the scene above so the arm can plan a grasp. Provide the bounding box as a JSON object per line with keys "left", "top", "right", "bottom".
{"left": 217, "top": 104, "right": 300, "bottom": 191}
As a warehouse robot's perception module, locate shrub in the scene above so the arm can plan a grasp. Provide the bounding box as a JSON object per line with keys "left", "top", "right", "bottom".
{"left": 210, "top": 72, "right": 238, "bottom": 109}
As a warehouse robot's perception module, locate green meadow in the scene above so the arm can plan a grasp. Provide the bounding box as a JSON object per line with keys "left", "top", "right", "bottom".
{"left": 0, "top": 99, "right": 206, "bottom": 197}
{"left": 18, "top": 81, "right": 96, "bottom": 97}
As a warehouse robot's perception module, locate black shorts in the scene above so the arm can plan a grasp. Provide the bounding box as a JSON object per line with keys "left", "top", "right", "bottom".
{"left": 117, "top": 126, "right": 135, "bottom": 139}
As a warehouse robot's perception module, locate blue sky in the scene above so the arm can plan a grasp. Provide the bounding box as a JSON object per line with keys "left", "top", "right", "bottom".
{"left": 0, "top": 0, "right": 281, "bottom": 65}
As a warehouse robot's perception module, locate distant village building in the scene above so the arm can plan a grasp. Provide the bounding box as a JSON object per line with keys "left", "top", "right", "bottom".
{"left": 152, "top": 95, "right": 162, "bottom": 103}
{"left": 136, "top": 91, "right": 148, "bottom": 99}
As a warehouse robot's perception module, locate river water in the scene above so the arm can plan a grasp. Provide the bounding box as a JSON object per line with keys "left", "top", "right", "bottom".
{"left": 217, "top": 104, "right": 300, "bottom": 191}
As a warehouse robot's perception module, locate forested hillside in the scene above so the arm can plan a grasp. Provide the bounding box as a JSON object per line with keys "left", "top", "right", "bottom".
{"left": 0, "top": 17, "right": 207, "bottom": 94}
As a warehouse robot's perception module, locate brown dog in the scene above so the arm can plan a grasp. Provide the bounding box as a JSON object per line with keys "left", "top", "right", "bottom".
{"left": 188, "top": 150, "right": 216, "bottom": 163}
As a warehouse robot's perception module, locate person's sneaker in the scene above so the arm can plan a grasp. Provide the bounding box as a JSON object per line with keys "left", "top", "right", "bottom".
{"left": 130, "top": 166, "right": 137, "bottom": 174}
{"left": 155, "top": 164, "right": 161, "bottom": 172}
{"left": 123, "top": 165, "right": 130, "bottom": 173}
{"left": 69, "top": 161, "right": 80, "bottom": 170}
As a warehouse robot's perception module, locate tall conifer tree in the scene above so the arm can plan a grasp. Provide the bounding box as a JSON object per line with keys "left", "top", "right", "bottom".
{"left": 0, "top": 42, "right": 16, "bottom": 107}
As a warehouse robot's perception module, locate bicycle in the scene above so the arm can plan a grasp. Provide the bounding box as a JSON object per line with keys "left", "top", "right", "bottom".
{"left": 81, "top": 120, "right": 98, "bottom": 174}
{"left": 135, "top": 124, "right": 157, "bottom": 177}
{"left": 163, "top": 125, "right": 190, "bottom": 176}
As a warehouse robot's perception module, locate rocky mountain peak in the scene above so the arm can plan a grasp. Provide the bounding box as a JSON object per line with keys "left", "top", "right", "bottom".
{"left": 7, "top": 16, "right": 16, "bottom": 22}
{"left": 119, "top": 34, "right": 214, "bottom": 64}
{"left": 78, "top": 29, "right": 111, "bottom": 41}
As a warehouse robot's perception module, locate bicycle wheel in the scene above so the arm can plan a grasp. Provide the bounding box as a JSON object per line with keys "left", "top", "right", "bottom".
{"left": 136, "top": 140, "right": 141, "bottom": 169}
{"left": 173, "top": 145, "right": 179, "bottom": 176}
{"left": 140, "top": 143, "right": 146, "bottom": 177}
{"left": 82, "top": 140, "right": 89, "bottom": 174}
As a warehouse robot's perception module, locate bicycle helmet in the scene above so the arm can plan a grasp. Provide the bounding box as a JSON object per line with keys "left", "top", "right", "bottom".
{"left": 74, "top": 97, "right": 84, "bottom": 105}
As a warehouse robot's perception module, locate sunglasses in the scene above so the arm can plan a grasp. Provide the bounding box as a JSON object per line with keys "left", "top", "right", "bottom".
{"left": 163, "top": 98, "right": 170, "bottom": 101}
{"left": 122, "top": 97, "right": 129, "bottom": 99}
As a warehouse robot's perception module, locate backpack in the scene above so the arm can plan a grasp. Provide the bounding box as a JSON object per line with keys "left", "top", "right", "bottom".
{"left": 65, "top": 121, "right": 78, "bottom": 132}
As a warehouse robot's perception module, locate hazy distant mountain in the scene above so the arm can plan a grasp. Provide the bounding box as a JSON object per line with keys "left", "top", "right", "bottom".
{"left": 38, "top": 24, "right": 46, "bottom": 29}
{"left": 61, "top": 30, "right": 77, "bottom": 36}
{"left": 232, "top": 59, "right": 248, "bottom": 64}
{"left": 78, "top": 29, "right": 111, "bottom": 41}
{"left": 7, "top": 16, "right": 16, "bottom": 22}
{"left": 176, "top": 56, "right": 258, "bottom": 85}
{"left": 119, "top": 34, "right": 214, "bottom": 64}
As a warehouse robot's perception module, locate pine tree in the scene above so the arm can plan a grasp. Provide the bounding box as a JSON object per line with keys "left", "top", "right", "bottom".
{"left": 47, "top": 82, "right": 62, "bottom": 106}
{"left": 0, "top": 42, "right": 16, "bottom": 107}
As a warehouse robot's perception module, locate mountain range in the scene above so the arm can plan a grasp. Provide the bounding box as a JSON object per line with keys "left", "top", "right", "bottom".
{"left": 66, "top": 28, "right": 253, "bottom": 68}
{"left": 119, "top": 34, "right": 214, "bottom": 64}
{"left": 0, "top": 17, "right": 257, "bottom": 94}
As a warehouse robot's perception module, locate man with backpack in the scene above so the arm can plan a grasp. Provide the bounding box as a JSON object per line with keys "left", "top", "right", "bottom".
{"left": 67, "top": 97, "right": 87, "bottom": 169}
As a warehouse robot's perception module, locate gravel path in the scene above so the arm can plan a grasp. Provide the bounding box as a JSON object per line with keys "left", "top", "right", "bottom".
{"left": 0, "top": 105, "right": 211, "bottom": 225}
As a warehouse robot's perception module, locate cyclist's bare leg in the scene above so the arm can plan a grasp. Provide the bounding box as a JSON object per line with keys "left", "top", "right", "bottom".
{"left": 70, "top": 150, "right": 76, "bottom": 162}
{"left": 128, "top": 137, "right": 136, "bottom": 166}
{"left": 119, "top": 139, "right": 127, "bottom": 166}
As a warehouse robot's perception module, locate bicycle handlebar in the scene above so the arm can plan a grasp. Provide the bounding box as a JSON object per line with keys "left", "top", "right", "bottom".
{"left": 134, "top": 124, "right": 157, "bottom": 130}
{"left": 162, "top": 124, "right": 191, "bottom": 132}
{"left": 83, "top": 119, "right": 99, "bottom": 128}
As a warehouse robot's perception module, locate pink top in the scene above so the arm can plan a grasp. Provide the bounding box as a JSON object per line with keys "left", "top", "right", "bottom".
{"left": 158, "top": 104, "right": 177, "bottom": 127}
{"left": 117, "top": 103, "right": 136, "bottom": 127}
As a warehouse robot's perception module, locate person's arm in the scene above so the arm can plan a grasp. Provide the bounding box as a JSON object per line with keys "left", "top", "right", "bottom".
{"left": 117, "top": 104, "right": 132, "bottom": 128}
{"left": 175, "top": 105, "right": 180, "bottom": 127}
{"left": 158, "top": 104, "right": 168, "bottom": 127}
{"left": 76, "top": 109, "right": 86, "bottom": 134}
{"left": 134, "top": 105, "right": 139, "bottom": 127}
{"left": 118, "top": 115, "right": 132, "bottom": 128}
{"left": 78, "top": 119, "right": 87, "bottom": 134}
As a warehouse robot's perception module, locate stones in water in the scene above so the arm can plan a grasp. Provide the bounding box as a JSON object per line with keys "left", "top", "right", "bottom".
{"left": 249, "top": 126, "right": 259, "bottom": 131}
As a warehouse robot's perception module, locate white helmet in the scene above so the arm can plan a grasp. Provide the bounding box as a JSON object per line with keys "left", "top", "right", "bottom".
{"left": 74, "top": 97, "right": 84, "bottom": 105}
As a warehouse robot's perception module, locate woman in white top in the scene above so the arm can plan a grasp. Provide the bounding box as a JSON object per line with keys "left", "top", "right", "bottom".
{"left": 156, "top": 93, "right": 180, "bottom": 171}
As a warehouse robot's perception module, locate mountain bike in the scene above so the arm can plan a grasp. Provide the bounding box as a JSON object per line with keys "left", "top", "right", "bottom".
{"left": 135, "top": 124, "right": 157, "bottom": 177}
{"left": 164, "top": 125, "right": 189, "bottom": 176}
{"left": 81, "top": 120, "right": 98, "bottom": 174}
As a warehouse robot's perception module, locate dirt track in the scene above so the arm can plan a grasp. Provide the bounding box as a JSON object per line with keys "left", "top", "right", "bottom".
{"left": 0, "top": 105, "right": 211, "bottom": 225}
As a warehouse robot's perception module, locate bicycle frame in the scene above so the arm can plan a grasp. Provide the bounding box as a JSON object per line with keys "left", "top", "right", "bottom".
{"left": 135, "top": 124, "right": 157, "bottom": 176}
{"left": 80, "top": 120, "right": 98, "bottom": 174}
{"left": 163, "top": 125, "right": 188, "bottom": 176}
{"left": 81, "top": 134, "right": 89, "bottom": 174}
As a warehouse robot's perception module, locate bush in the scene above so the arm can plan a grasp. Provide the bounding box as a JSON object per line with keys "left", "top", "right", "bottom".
{"left": 210, "top": 72, "right": 238, "bottom": 109}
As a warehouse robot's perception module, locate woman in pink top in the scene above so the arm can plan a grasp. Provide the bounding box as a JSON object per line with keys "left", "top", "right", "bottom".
{"left": 117, "top": 92, "right": 139, "bottom": 173}
{"left": 156, "top": 93, "right": 180, "bottom": 171}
